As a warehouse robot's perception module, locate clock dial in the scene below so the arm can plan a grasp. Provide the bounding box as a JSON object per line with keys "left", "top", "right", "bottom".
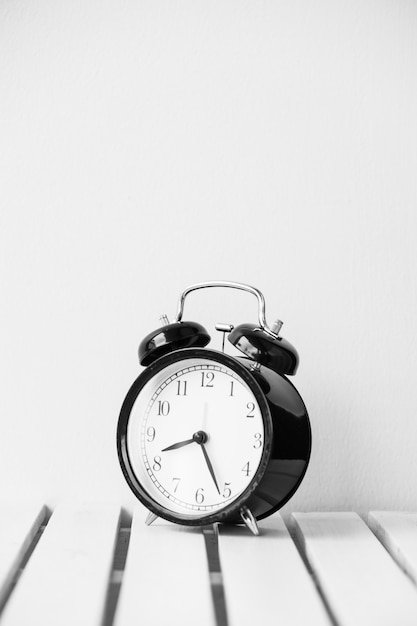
{"left": 126, "top": 357, "right": 266, "bottom": 519}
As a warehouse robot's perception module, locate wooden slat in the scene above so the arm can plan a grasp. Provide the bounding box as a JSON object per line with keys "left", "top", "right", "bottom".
{"left": 0, "top": 503, "right": 46, "bottom": 608}
{"left": 1, "top": 504, "right": 121, "bottom": 626}
{"left": 368, "top": 511, "right": 417, "bottom": 585}
{"left": 218, "top": 514, "right": 331, "bottom": 626}
{"left": 293, "top": 512, "right": 417, "bottom": 626}
{"left": 114, "top": 508, "right": 214, "bottom": 626}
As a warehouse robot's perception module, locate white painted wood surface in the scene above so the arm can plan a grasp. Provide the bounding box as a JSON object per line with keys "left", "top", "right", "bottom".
{"left": 114, "top": 508, "right": 214, "bottom": 626}
{"left": 293, "top": 512, "right": 417, "bottom": 626}
{"left": 0, "top": 504, "right": 46, "bottom": 609}
{"left": 218, "top": 515, "right": 330, "bottom": 626}
{"left": 368, "top": 511, "right": 417, "bottom": 585}
{"left": 2, "top": 507, "right": 417, "bottom": 625}
{"left": 1, "top": 504, "right": 121, "bottom": 626}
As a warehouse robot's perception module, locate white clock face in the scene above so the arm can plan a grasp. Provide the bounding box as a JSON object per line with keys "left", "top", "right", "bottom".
{"left": 126, "top": 357, "right": 266, "bottom": 518}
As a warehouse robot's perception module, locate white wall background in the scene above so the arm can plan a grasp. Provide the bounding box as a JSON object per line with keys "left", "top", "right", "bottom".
{"left": 1, "top": 0, "right": 417, "bottom": 517}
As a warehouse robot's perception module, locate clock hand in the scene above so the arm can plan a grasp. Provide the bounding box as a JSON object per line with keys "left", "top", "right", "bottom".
{"left": 199, "top": 442, "right": 221, "bottom": 495}
{"left": 161, "top": 438, "right": 195, "bottom": 452}
{"left": 162, "top": 430, "right": 207, "bottom": 452}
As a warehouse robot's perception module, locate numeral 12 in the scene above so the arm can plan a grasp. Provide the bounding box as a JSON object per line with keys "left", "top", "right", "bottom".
{"left": 201, "top": 372, "right": 214, "bottom": 387}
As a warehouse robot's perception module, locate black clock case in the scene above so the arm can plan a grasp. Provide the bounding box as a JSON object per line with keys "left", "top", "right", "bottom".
{"left": 117, "top": 347, "right": 311, "bottom": 525}
{"left": 228, "top": 355, "right": 311, "bottom": 522}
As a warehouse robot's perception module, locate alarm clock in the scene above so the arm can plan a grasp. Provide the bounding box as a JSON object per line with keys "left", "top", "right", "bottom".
{"left": 117, "top": 281, "right": 311, "bottom": 535}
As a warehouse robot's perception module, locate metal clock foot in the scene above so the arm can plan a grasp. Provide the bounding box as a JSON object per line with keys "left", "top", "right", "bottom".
{"left": 145, "top": 512, "right": 159, "bottom": 526}
{"left": 240, "top": 506, "right": 260, "bottom": 536}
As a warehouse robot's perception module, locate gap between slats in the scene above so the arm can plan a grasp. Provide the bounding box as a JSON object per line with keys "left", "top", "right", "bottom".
{"left": 0, "top": 504, "right": 50, "bottom": 618}
{"left": 0, "top": 504, "right": 122, "bottom": 626}
{"left": 217, "top": 515, "right": 333, "bottom": 626}
{"left": 292, "top": 513, "right": 417, "bottom": 626}
{"left": 102, "top": 522, "right": 132, "bottom": 626}
{"left": 368, "top": 512, "right": 417, "bottom": 586}
{"left": 2, "top": 521, "right": 48, "bottom": 611}
{"left": 203, "top": 525, "right": 229, "bottom": 626}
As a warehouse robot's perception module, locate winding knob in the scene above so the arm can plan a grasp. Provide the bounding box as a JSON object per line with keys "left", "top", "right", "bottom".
{"left": 271, "top": 319, "right": 283, "bottom": 336}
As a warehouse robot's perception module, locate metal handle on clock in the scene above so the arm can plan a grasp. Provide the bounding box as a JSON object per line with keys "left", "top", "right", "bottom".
{"left": 174, "top": 280, "right": 279, "bottom": 337}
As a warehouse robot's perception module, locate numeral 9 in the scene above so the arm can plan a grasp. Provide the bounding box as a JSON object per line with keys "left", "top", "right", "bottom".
{"left": 146, "top": 426, "right": 156, "bottom": 442}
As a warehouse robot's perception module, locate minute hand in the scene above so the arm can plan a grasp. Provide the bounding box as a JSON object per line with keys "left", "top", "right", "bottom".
{"left": 200, "top": 443, "right": 221, "bottom": 495}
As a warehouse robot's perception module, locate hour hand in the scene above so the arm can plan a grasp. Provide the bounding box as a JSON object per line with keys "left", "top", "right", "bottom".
{"left": 162, "top": 430, "right": 207, "bottom": 452}
{"left": 161, "top": 438, "right": 195, "bottom": 452}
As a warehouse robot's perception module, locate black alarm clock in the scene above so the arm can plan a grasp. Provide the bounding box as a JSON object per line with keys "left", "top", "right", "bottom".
{"left": 117, "top": 281, "right": 311, "bottom": 535}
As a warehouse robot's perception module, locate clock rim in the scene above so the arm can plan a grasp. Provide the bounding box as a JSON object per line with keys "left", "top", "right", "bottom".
{"left": 117, "top": 347, "right": 273, "bottom": 526}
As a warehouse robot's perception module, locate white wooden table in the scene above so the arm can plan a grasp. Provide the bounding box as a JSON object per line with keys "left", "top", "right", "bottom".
{"left": 1, "top": 505, "right": 417, "bottom": 625}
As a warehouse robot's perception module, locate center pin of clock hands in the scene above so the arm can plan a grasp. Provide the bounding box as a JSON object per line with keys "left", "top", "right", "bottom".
{"left": 161, "top": 430, "right": 221, "bottom": 495}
